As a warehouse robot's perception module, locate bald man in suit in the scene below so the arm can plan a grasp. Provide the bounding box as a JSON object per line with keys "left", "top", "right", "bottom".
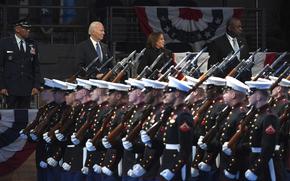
{"left": 207, "top": 18, "right": 251, "bottom": 82}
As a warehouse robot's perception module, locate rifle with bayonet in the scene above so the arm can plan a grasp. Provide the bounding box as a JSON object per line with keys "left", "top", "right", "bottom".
{"left": 188, "top": 57, "right": 208, "bottom": 78}
{"left": 91, "top": 110, "right": 114, "bottom": 146}
{"left": 125, "top": 105, "right": 153, "bottom": 142}
{"left": 213, "top": 45, "right": 245, "bottom": 77}
{"left": 102, "top": 50, "right": 136, "bottom": 81}
{"left": 202, "top": 106, "right": 232, "bottom": 144}
{"left": 136, "top": 52, "right": 164, "bottom": 80}
{"left": 157, "top": 53, "right": 193, "bottom": 81}
{"left": 227, "top": 105, "right": 256, "bottom": 151}
{"left": 147, "top": 59, "right": 172, "bottom": 80}
{"left": 173, "top": 48, "right": 207, "bottom": 79}
{"left": 228, "top": 48, "right": 262, "bottom": 77}
{"left": 267, "top": 67, "right": 290, "bottom": 106}
{"left": 252, "top": 51, "right": 288, "bottom": 81}
{"left": 67, "top": 57, "right": 99, "bottom": 83}
{"left": 107, "top": 106, "right": 136, "bottom": 145}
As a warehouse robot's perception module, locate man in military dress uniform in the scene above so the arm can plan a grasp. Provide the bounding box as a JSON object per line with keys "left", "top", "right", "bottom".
{"left": 0, "top": 18, "right": 41, "bottom": 108}
{"left": 242, "top": 80, "right": 279, "bottom": 181}
{"left": 127, "top": 78, "right": 167, "bottom": 181}
{"left": 191, "top": 76, "right": 226, "bottom": 181}
{"left": 158, "top": 76, "right": 193, "bottom": 181}
{"left": 218, "top": 76, "right": 249, "bottom": 180}
{"left": 19, "top": 78, "right": 57, "bottom": 181}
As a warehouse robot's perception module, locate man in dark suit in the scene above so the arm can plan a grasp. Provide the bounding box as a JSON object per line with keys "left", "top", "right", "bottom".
{"left": 208, "top": 17, "right": 251, "bottom": 82}
{"left": 76, "top": 21, "right": 112, "bottom": 79}
{"left": 0, "top": 19, "right": 41, "bottom": 108}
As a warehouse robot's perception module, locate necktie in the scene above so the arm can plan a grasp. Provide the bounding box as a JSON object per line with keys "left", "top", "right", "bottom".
{"left": 232, "top": 38, "right": 240, "bottom": 59}
{"left": 96, "top": 42, "right": 103, "bottom": 63}
{"left": 20, "top": 40, "right": 25, "bottom": 53}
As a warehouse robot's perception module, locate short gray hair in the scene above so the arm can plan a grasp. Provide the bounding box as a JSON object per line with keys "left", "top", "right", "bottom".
{"left": 88, "top": 21, "right": 102, "bottom": 35}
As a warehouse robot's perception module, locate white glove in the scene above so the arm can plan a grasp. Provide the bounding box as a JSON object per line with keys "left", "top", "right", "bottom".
{"left": 43, "top": 132, "right": 51, "bottom": 143}
{"left": 102, "top": 136, "right": 112, "bottom": 149}
{"left": 102, "top": 166, "right": 113, "bottom": 176}
{"left": 198, "top": 142, "right": 207, "bottom": 150}
{"left": 19, "top": 129, "right": 28, "bottom": 139}
{"left": 39, "top": 161, "right": 48, "bottom": 168}
{"left": 222, "top": 142, "right": 232, "bottom": 156}
{"left": 140, "top": 130, "right": 151, "bottom": 144}
{"left": 86, "top": 139, "right": 96, "bottom": 151}
{"left": 62, "top": 162, "right": 71, "bottom": 171}
{"left": 93, "top": 164, "right": 102, "bottom": 173}
{"left": 81, "top": 167, "right": 89, "bottom": 175}
{"left": 132, "top": 164, "right": 146, "bottom": 177}
{"left": 191, "top": 167, "right": 199, "bottom": 177}
{"left": 245, "top": 169, "right": 257, "bottom": 181}
{"left": 198, "top": 162, "right": 211, "bottom": 172}
{"left": 224, "top": 169, "right": 236, "bottom": 179}
{"left": 197, "top": 136, "right": 207, "bottom": 150}
{"left": 71, "top": 133, "right": 80, "bottom": 145}
{"left": 47, "top": 157, "right": 58, "bottom": 167}
{"left": 127, "top": 169, "right": 138, "bottom": 177}
{"left": 55, "top": 130, "right": 65, "bottom": 141}
{"left": 59, "top": 158, "right": 63, "bottom": 167}
{"left": 122, "top": 138, "right": 133, "bottom": 150}
{"left": 160, "top": 169, "right": 175, "bottom": 181}
{"left": 29, "top": 130, "right": 38, "bottom": 141}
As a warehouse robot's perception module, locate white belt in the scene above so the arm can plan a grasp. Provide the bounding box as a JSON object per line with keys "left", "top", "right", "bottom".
{"left": 251, "top": 145, "right": 280, "bottom": 153}
{"left": 251, "top": 147, "right": 262, "bottom": 153}
{"left": 67, "top": 145, "right": 75, "bottom": 148}
{"left": 166, "top": 144, "right": 180, "bottom": 151}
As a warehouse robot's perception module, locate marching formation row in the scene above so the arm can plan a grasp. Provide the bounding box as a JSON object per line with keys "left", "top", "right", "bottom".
{"left": 19, "top": 70, "right": 290, "bottom": 181}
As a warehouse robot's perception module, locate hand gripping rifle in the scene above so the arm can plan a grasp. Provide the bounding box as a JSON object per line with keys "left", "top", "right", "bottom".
{"left": 202, "top": 106, "right": 232, "bottom": 144}
{"left": 227, "top": 105, "right": 256, "bottom": 151}
{"left": 252, "top": 51, "right": 287, "bottom": 81}
{"left": 125, "top": 105, "right": 153, "bottom": 142}
{"left": 173, "top": 47, "right": 207, "bottom": 79}
{"left": 75, "top": 104, "right": 100, "bottom": 142}
{"left": 136, "top": 52, "right": 164, "bottom": 80}
{"left": 107, "top": 106, "right": 136, "bottom": 145}
{"left": 146, "top": 106, "right": 174, "bottom": 139}
{"left": 91, "top": 110, "right": 114, "bottom": 146}
{"left": 102, "top": 50, "right": 136, "bottom": 81}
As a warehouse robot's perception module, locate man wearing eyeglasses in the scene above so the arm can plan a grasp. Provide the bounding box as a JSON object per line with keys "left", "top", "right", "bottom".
{"left": 0, "top": 18, "right": 41, "bottom": 108}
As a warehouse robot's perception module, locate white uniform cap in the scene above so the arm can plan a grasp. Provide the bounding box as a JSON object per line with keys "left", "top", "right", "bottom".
{"left": 66, "top": 82, "right": 77, "bottom": 91}
{"left": 52, "top": 79, "right": 68, "bottom": 90}
{"left": 141, "top": 78, "right": 167, "bottom": 89}
{"left": 269, "top": 76, "right": 290, "bottom": 88}
{"left": 107, "top": 82, "right": 130, "bottom": 92}
{"left": 76, "top": 78, "right": 92, "bottom": 90}
{"left": 185, "top": 76, "right": 206, "bottom": 89}
{"left": 257, "top": 78, "right": 274, "bottom": 83}
{"left": 225, "top": 76, "right": 250, "bottom": 95}
{"left": 168, "top": 76, "right": 192, "bottom": 92}
{"left": 204, "top": 76, "right": 226, "bottom": 86}
{"left": 44, "top": 78, "right": 55, "bottom": 88}
{"left": 245, "top": 80, "right": 273, "bottom": 90}
{"left": 89, "top": 79, "right": 108, "bottom": 89}
{"left": 125, "top": 78, "right": 144, "bottom": 89}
